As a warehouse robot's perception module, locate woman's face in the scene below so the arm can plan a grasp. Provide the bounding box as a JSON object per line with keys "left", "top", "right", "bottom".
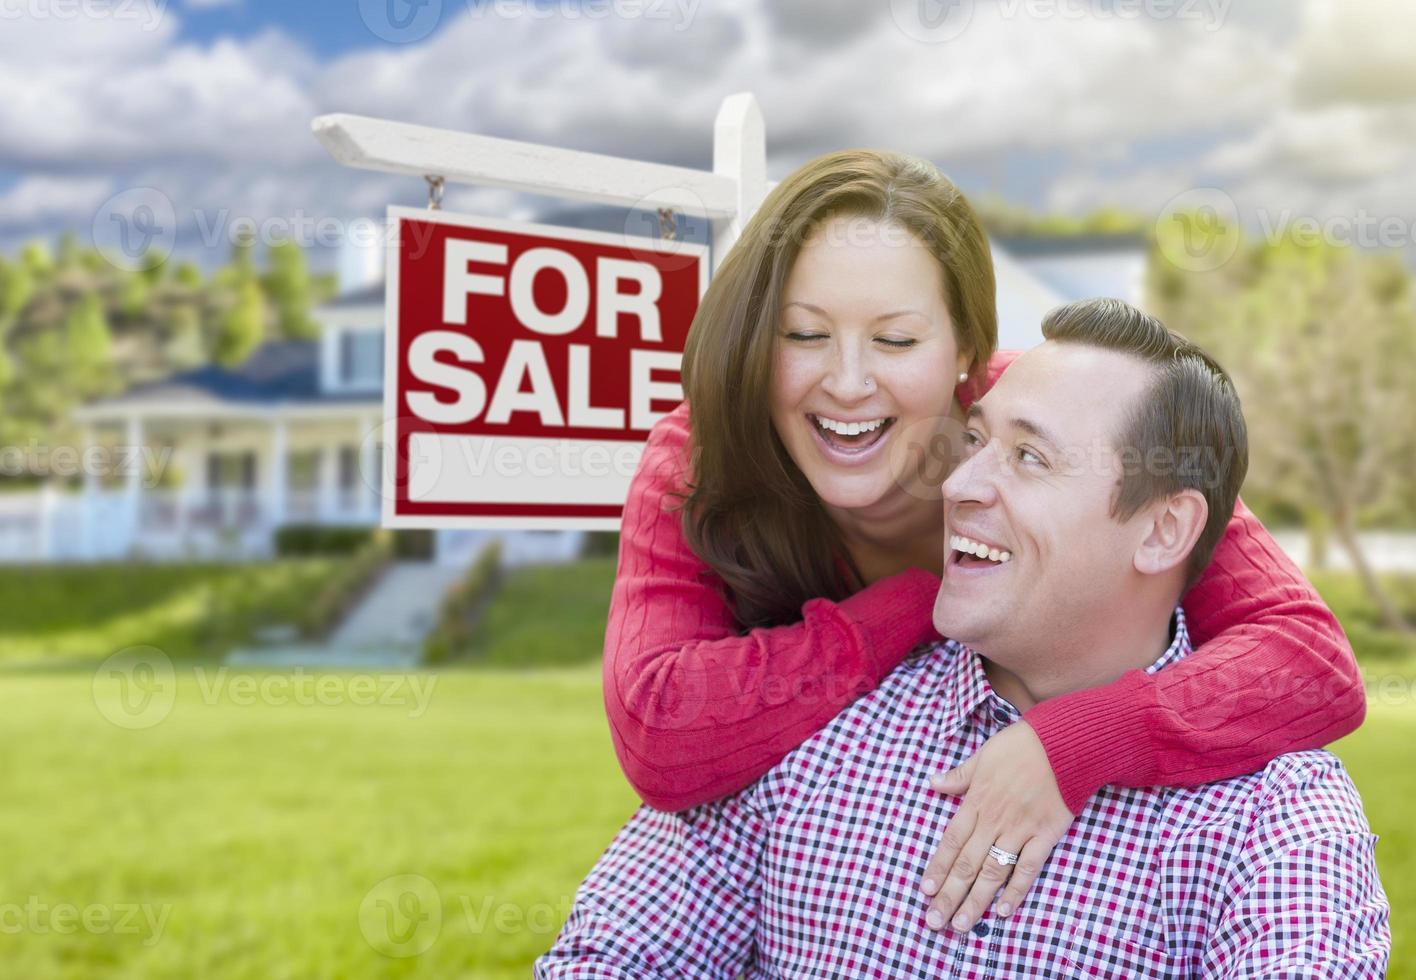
{"left": 770, "top": 215, "right": 969, "bottom": 515}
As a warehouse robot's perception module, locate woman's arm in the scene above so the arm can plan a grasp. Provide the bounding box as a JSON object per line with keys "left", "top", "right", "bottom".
{"left": 1023, "top": 496, "right": 1365, "bottom": 812}
{"left": 604, "top": 403, "right": 940, "bottom": 811}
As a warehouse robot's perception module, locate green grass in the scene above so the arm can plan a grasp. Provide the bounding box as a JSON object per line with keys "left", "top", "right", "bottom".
{"left": 0, "top": 563, "right": 1410, "bottom": 975}
{"left": 0, "top": 561, "right": 348, "bottom": 666}
{"left": 461, "top": 557, "right": 619, "bottom": 669}
{"left": 0, "top": 664, "right": 638, "bottom": 978}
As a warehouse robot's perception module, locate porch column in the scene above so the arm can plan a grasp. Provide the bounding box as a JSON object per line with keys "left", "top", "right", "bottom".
{"left": 81, "top": 423, "right": 98, "bottom": 557}
{"left": 125, "top": 415, "right": 143, "bottom": 538}
{"left": 318, "top": 441, "right": 336, "bottom": 522}
{"left": 270, "top": 417, "right": 288, "bottom": 527}
{"left": 358, "top": 413, "right": 377, "bottom": 519}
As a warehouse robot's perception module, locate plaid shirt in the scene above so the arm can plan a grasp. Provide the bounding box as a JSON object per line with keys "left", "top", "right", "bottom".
{"left": 539, "top": 610, "right": 1390, "bottom": 978}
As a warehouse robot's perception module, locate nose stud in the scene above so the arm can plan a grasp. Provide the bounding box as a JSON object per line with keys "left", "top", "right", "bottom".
{"left": 865, "top": 377, "right": 874, "bottom": 388}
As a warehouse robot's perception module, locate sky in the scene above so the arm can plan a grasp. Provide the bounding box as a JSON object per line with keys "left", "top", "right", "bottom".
{"left": 2, "top": 0, "right": 1415, "bottom": 277}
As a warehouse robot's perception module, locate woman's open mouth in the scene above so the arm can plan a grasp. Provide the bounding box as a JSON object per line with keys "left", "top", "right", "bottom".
{"left": 808, "top": 413, "right": 896, "bottom": 464}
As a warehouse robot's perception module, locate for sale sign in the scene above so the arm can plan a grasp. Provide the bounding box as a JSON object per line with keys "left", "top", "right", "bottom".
{"left": 381, "top": 207, "right": 707, "bottom": 529}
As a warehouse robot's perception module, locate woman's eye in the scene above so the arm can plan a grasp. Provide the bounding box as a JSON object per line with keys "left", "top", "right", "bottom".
{"left": 784, "top": 331, "right": 826, "bottom": 342}
{"left": 876, "top": 337, "right": 916, "bottom": 349}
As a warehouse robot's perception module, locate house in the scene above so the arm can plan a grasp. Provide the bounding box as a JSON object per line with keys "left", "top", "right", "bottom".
{"left": 0, "top": 217, "right": 1110, "bottom": 564}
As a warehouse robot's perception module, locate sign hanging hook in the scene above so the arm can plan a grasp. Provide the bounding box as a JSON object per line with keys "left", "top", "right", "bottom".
{"left": 657, "top": 207, "right": 678, "bottom": 241}
{"left": 425, "top": 175, "right": 445, "bottom": 211}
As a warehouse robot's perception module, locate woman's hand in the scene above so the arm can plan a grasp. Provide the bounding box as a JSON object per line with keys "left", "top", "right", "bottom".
{"left": 919, "top": 721, "right": 1075, "bottom": 932}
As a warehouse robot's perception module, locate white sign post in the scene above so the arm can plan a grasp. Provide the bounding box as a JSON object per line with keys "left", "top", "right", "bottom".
{"left": 312, "top": 94, "right": 768, "bottom": 529}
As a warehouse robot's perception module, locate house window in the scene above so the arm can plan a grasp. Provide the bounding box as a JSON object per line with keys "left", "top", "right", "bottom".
{"left": 206, "top": 451, "right": 256, "bottom": 494}
{"left": 339, "top": 330, "right": 384, "bottom": 388}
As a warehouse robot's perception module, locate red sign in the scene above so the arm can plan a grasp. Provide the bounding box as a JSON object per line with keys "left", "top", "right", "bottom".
{"left": 382, "top": 207, "right": 707, "bottom": 528}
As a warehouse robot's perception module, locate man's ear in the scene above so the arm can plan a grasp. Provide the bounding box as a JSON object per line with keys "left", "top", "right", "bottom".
{"left": 1133, "top": 489, "right": 1208, "bottom": 577}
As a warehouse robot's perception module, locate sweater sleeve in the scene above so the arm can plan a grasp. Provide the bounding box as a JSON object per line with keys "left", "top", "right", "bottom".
{"left": 603, "top": 402, "right": 942, "bottom": 811}
{"left": 1022, "top": 497, "right": 1367, "bottom": 814}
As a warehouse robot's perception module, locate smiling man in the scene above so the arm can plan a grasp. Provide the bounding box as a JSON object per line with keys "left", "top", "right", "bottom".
{"left": 536, "top": 299, "right": 1390, "bottom": 978}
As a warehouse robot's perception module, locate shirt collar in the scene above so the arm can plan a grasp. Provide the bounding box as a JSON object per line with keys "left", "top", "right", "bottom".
{"left": 940, "top": 607, "right": 1192, "bottom": 727}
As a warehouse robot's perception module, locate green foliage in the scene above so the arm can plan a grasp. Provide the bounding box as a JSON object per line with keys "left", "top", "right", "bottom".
{"left": 460, "top": 557, "right": 618, "bottom": 669}
{"left": 0, "top": 255, "right": 35, "bottom": 317}
{"left": 263, "top": 240, "right": 317, "bottom": 339}
{"left": 65, "top": 293, "right": 115, "bottom": 392}
{"left": 424, "top": 541, "right": 505, "bottom": 664}
{"left": 0, "top": 234, "right": 327, "bottom": 475}
{"left": 297, "top": 530, "right": 395, "bottom": 639}
{"left": 1148, "top": 228, "right": 1416, "bottom": 629}
{"left": 274, "top": 523, "right": 376, "bottom": 557}
{"left": 0, "top": 560, "right": 348, "bottom": 663}
{"left": 213, "top": 278, "right": 266, "bottom": 367}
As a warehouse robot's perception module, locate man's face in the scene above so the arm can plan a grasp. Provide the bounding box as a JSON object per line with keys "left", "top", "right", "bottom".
{"left": 932, "top": 341, "right": 1156, "bottom": 653}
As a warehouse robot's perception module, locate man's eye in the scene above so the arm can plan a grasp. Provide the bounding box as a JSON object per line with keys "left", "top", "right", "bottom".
{"left": 962, "top": 430, "right": 983, "bottom": 448}
{"left": 1017, "top": 447, "right": 1045, "bottom": 467}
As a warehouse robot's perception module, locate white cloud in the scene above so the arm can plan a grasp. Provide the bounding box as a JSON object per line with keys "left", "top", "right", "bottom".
{"left": 2, "top": 0, "right": 1414, "bottom": 269}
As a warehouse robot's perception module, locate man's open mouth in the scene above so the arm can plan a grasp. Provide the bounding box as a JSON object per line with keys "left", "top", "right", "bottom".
{"left": 949, "top": 533, "right": 1012, "bottom": 568}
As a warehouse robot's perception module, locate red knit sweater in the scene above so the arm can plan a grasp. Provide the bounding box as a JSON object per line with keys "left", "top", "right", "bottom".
{"left": 603, "top": 351, "right": 1366, "bottom": 813}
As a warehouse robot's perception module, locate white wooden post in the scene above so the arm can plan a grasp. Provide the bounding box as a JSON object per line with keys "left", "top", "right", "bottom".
{"left": 269, "top": 417, "right": 288, "bottom": 528}
{"left": 318, "top": 441, "right": 336, "bottom": 522}
{"left": 712, "top": 93, "right": 767, "bottom": 270}
{"left": 311, "top": 93, "right": 768, "bottom": 264}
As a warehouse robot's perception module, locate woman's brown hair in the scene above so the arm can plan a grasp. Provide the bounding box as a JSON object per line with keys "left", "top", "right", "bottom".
{"left": 678, "top": 149, "right": 998, "bottom": 629}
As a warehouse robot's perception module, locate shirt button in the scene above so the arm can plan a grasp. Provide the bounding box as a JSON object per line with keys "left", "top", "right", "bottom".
{"left": 993, "top": 707, "right": 1012, "bottom": 724}
{"left": 972, "top": 921, "right": 990, "bottom": 938}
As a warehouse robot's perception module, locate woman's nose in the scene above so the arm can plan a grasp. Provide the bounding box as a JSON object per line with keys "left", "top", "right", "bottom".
{"left": 820, "top": 349, "right": 873, "bottom": 402}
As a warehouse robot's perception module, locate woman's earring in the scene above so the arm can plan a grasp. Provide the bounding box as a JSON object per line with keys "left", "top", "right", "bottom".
{"left": 958, "top": 371, "right": 969, "bottom": 384}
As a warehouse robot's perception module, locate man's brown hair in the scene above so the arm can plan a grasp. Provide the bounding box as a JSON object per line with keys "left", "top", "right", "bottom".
{"left": 1041, "top": 298, "right": 1248, "bottom": 589}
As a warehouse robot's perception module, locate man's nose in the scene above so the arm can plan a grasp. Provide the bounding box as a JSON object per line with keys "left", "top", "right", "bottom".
{"left": 943, "top": 440, "right": 1002, "bottom": 506}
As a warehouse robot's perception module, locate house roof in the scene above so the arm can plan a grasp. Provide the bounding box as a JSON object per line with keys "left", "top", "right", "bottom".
{"left": 320, "top": 282, "right": 386, "bottom": 309}
{"left": 74, "top": 339, "right": 378, "bottom": 419}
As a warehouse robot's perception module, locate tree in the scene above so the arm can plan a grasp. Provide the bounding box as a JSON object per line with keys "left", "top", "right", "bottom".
{"left": 263, "top": 240, "right": 317, "bottom": 339}
{"left": 1149, "top": 228, "right": 1416, "bottom": 633}
{"left": 213, "top": 279, "right": 266, "bottom": 366}
{"left": 65, "top": 293, "right": 116, "bottom": 396}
